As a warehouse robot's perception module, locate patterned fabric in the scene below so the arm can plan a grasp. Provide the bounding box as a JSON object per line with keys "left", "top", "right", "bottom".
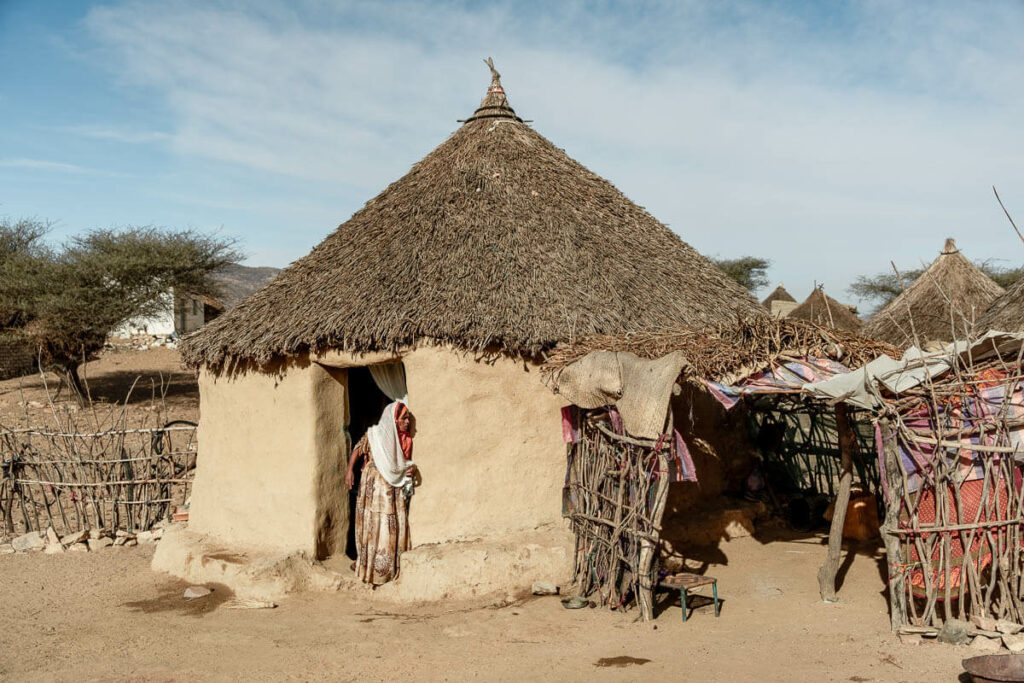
{"left": 354, "top": 456, "right": 410, "bottom": 585}
{"left": 902, "top": 477, "right": 1009, "bottom": 596}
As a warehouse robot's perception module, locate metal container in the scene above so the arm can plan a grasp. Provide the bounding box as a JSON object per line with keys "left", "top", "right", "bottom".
{"left": 963, "top": 655, "right": 1024, "bottom": 683}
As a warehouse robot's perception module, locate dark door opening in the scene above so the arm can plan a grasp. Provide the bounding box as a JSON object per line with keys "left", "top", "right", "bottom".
{"left": 345, "top": 366, "right": 390, "bottom": 559}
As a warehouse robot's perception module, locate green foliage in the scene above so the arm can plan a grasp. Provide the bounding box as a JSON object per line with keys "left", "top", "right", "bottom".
{"left": 711, "top": 256, "right": 771, "bottom": 292}
{"left": 0, "top": 218, "right": 241, "bottom": 392}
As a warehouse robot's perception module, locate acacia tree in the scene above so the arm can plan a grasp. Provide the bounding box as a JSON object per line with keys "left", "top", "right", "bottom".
{"left": 711, "top": 256, "right": 771, "bottom": 292}
{"left": 0, "top": 219, "right": 241, "bottom": 396}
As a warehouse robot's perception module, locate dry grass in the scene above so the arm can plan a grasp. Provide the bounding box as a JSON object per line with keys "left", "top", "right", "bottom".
{"left": 182, "top": 62, "right": 764, "bottom": 368}
{"left": 787, "top": 287, "right": 863, "bottom": 332}
{"left": 864, "top": 238, "right": 1004, "bottom": 346}
{"left": 542, "top": 316, "right": 899, "bottom": 385}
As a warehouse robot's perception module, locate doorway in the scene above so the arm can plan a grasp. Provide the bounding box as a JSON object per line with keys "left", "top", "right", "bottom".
{"left": 344, "top": 366, "right": 391, "bottom": 559}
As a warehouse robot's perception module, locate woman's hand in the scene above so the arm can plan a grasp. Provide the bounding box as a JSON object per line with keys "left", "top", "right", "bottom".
{"left": 345, "top": 468, "right": 355, "bottom": 490}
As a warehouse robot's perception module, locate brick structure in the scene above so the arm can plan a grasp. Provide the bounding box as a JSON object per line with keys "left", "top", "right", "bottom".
{"left": 0, "top": 335, "right": 36, "bottom": 380}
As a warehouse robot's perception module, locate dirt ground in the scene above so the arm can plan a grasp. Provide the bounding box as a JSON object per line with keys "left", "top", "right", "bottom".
{"left": 0, "top": 351, "right": 972, "bottom": 681}
{"left": 0, "top": 529, "right": 970, "bottom": 682}
{"left": 0, "top": 348, "right": 199, "bottom": 429}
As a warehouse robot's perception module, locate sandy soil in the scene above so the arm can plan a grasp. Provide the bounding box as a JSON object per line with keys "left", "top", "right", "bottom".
{"left": 0, "top": 529, "right": 970, "bottom": 682}
{"left": 0, "top": 348, "right": 199, "bottom": 430}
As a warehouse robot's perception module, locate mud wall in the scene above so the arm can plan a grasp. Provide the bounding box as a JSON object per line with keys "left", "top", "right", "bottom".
{"left": 188, "top": 358, "right": 346, "bottom": 554}
{"left": 403, "top": 346, "right": 568, "bottom": 544}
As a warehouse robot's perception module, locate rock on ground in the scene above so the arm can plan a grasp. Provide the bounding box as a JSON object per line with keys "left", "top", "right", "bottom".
{"left": 971, "top": 636, "right": 1003, "bottom": 652}
{"left": 184, "top": 586, "right": 213, "bottom": 600}
{"left": 996, "top": 619, "right": 1024, "bottom": 635}
{"left": 531, "top": 581, "right": 559, "bottom": 596}
{"left": 1003, "top": 634, "right": 1024, "bottom": 653}
{"left": 60, "top": 530, "right": 88, "bottom": 545}
{"left": 67, "top": 543, "right": 89, "bottom": 553}
{"left": 12, "top": 531, "right": 45, "bottom": 552}
{"left": 88, "top": 537, "right": 113, "bottom": 552}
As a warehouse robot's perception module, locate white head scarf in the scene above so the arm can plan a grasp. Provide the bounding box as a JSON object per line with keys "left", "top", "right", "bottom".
{"left": 366, "top": 401, "right": 414, "bottom": 488}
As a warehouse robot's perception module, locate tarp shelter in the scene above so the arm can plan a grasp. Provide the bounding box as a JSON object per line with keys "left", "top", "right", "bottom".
{"left": 543, "top": 318, "right": 895, "bottom": 619}
{"left": 804, "top": 331, "right": 1024, "bottom": 631}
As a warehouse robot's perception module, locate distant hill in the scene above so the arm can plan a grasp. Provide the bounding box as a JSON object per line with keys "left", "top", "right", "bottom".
{"left": 212, "top": 264, "right": 281, "bottom": 309}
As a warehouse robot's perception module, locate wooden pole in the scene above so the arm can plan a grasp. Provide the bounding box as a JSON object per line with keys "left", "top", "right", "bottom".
{"left": 817, "top": 403, "right": 855, "bottom": 602}
{"left": 877, "top": 418, "right": 907, "bottom": 630}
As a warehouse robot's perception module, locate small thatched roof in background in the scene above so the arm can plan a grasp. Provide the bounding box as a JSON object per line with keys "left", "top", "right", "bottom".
{"left": 542, "top": 317, "right": 898, "bottom": 386}
{"left": 183, "top": 60, "right": 763, "bottom": 367}
{"left": 761, "top": 284, "right": 795, "bottom": 308}
{"left": 977, "top": 277, "right": 1024, "bottom": 333}
{"left": 863, "top": 238, "right": 1005, "bottom": 346}
{"left": 787, "top": 288, "right": 863, "bottom": 332}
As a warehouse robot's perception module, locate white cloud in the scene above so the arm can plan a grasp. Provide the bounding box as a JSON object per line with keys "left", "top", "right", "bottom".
{"left": 80, "top": 0, "right": 1024, "bottom": 300}
{"left": 59, "top": 125, "right": 171, "bottom": 144}
{"left": 0, "top": 157, "right": 129, "bottom": 177}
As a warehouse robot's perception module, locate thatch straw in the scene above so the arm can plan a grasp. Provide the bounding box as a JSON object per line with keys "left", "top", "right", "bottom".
{"left": 761, "top": 284, "right": 795, "bottom": 308}
{"left": 977, "top": 277, "right": 1024, "bottom": 333}
{"left": 542, "top": 317, "right": 898, "bottom": 385}
{"left": 182, "top": 61, "right": 763, "bottom": 368}
{"left": 863, "top": 238, "right": 1004, "bottom": 346}
{"left": 788, "top": 287, "right": 863, "bottom": 332}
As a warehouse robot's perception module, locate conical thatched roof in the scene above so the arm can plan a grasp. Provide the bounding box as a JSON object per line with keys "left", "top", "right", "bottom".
{"left": 761, "top": 284, "right": 795, "bottom": 308}
{"left": 977, "top": 276, "right": 1024, "bottom": 333}
{"left": 863, "top": 239, "right": 1005, "bottom": 346}
{"left": 788, "top": 288, "right": 863, "bottom": 332}
{"left": 183, "top": 61, "right": 763, "bottom": 367}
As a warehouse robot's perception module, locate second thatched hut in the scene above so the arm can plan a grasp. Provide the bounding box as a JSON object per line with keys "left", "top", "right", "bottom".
{"left": 788, "top": 287, "right": 863, "bottom": 332}
{"left": 864, "top": 238, "right": 1004, "bottom": 346}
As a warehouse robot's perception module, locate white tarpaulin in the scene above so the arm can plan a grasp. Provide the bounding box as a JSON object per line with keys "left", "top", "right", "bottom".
{"left": 803, "top": 331, "right": 1024, "bottom": 410}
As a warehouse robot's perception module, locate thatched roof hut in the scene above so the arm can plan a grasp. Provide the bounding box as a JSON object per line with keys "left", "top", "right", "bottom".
{"left": 978, "top": 277, "right": 1024, "bottom": 333}
{"left": 761, "top": 284, "right": 795, "bottom": 308}
{"left": 762, "top": 284, "right": 798, "bottom": 318}
{"left": 787, "top": 288, "right": 863, "bottom": 332}
{"left": 183, "top": 62, "right": 762, "bottom": 369}
{"left": 168, "top": 62, "right": 766, "bottom": 604}
{"left": 863, "top": 238, "right": 1004, "bottom": 346}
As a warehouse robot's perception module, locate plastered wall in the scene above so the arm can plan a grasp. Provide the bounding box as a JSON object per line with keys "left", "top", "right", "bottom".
{"left": 188, "top": 359, "right": 347, "bottom": 553}
{"left": 403, "top": 346, "right": 568, "bottom": 544}
{"left": 189, "top": 345, "right": 567, "bottom": 555}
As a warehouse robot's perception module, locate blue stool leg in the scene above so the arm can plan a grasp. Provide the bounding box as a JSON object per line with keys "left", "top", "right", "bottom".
{"left": 713, "top": 582, "right": 720, "bottom": 617}
{"left": 681, "top": 588, "right": 687, "bottom": 622}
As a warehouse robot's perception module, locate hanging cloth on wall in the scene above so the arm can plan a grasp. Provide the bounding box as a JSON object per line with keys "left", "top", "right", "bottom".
{"left": 369, "top": 362, "right": 408, "bottom": 404}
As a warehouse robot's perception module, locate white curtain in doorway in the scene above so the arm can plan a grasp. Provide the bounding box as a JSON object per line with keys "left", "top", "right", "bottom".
{"left": 369, "top": 362, "right": 408, "bottom": 404}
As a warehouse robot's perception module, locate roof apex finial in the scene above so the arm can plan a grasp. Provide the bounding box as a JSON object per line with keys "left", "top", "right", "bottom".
{"left": 943, "top": 237, "right": 958, "bottom": 254}
{"left": 462, "top": 57, "right": 522, "bottom": 124}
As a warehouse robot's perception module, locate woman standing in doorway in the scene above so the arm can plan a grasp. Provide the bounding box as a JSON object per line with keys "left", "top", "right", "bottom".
{"left": 345, "top": 401, "right": 416, "bottom": 585}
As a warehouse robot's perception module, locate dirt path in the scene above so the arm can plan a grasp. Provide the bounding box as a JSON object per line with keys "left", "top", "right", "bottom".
{"left": 0, "top": 531, "right": 968, "bottom": 682}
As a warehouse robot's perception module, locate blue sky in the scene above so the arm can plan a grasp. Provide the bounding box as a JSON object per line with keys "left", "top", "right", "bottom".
{"left": 2, "top": 0, "right": 1024, "bottom": 307}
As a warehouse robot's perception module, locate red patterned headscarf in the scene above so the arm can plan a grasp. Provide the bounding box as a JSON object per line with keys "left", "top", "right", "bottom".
{"left": 395, "top": 402, "right": 413, "bottom": 461}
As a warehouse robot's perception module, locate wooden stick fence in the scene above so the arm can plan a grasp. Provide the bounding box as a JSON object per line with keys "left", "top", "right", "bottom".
{"left": 878, "top": 357, "right": 1024, "bottom": 630}
{"left": 0, "top": 423, "right": 197, "bottom": 539}
{"left": 565, "top": 410, "right": 671, "bottom": 622}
